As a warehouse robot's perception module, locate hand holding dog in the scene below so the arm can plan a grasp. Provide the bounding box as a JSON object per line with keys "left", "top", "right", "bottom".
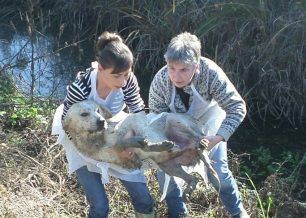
{"left": 116, "top": 130, "right": 139, "bottom": 159}
{"left": 117, "top": 148, "right": 135, "bottom": 159}
{"left": 203, "top": 135, "right": 224, "bottom": 150}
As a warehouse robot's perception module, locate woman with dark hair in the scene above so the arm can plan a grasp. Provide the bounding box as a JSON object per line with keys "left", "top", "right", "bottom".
{"left": 52, "top": 31, "right": 154, "bottom": 218}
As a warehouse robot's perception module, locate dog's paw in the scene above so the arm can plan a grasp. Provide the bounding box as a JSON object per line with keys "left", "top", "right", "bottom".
{"left": 199, "top": 138, "right": 209, "bottom": 150}
{"left": 160, "top": 140, "right": 175, "bottom": 150}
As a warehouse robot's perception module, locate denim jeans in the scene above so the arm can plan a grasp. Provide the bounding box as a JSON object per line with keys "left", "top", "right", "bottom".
{"left": 76, "top": 166, "right": 154, "bottom": 218}
{"left": 157, "top": 171, "right": 188, "bottom": 217}
{"left": 208, "top": 142, "right": 244, "bottom": 215}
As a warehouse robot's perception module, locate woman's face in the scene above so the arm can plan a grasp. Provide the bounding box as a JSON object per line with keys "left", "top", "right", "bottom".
{"left": 98, "top": 64, "right": 131, "bottom": 90}
{"left": 167, "top": 61, "right": 197, "bottom": 88}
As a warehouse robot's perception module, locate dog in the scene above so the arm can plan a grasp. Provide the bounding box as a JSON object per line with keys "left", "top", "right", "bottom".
{"left": 63, "top": 100, "right": 219, "bottom": 199}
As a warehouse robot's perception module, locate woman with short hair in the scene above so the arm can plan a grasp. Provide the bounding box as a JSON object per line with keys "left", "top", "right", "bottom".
{"left": 149, "top": 32, "right": 249, "bottom": 218}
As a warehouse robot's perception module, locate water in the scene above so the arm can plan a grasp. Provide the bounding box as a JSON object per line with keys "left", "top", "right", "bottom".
{"left": 0, "top": 27, "right": 77, "bottom": 100}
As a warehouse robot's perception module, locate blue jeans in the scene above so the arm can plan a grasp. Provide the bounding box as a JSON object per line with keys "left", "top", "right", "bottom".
{"left": 76, "top": 166, "right": 154, "bottom": 218}
{"left": 157, "top": 171, "right": 188, "bottom": 217}
{"left": 208, "top": 142, "right": 244, "bottom": 215}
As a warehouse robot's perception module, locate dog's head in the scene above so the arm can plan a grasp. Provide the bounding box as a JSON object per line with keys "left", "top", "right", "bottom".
{"left": 63, "top": 100, "right": 113, "bottom": 135}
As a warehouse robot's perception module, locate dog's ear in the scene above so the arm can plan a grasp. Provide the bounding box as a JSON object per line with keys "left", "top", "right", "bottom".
{"left": 62, "top": 117, "right": 70, "bottom": 132}
{"left": 99, "top": 105, "right": 113, "bottom": 119}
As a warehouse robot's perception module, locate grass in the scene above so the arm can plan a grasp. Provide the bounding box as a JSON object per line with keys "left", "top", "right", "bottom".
{"left": 245, "top": 173, "right": 270, "bottom": 218}
{"left": 0, "top": 91, "right": 305, "bottom": 216}
{"left": 0, "top": 128, "right": 242, "bottom": 217}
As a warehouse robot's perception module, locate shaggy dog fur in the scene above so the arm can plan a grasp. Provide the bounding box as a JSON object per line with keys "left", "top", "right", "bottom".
{"left": 63, "top": 100, "right": 218, "bottom": 199}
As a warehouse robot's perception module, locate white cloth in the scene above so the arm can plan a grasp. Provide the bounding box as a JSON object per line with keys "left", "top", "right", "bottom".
{"left": 168, "top": 82, "right": 226, "bottom": 188}
{"left": 89, "top": 70, "right": 126, "bottom": 115}
{"left": 51, "top": 77, "right": 147, "bottom": 184}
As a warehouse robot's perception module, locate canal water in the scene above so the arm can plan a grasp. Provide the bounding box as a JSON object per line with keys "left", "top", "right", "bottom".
{"left": 0, "top": 27, "right": 80, "bottom": 100}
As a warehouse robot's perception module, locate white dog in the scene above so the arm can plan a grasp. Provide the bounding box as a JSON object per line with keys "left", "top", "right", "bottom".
{"left": 63, "top": 100, "right": 218, "bottom": 199}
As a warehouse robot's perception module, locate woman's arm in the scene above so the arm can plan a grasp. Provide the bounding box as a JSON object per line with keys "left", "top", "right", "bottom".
{"left": 122, "top": 72, "right": 145, "bottom": 113}
{"left": 62, "top": 69, "right": 92, "bottom": 120}
{"left": 206, "top": 60, "right": 247, "bottom": 142}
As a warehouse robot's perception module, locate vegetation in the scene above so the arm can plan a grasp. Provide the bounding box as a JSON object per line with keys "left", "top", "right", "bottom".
{"left": 1, "top": 0, "right": 305, "bottom": 128}
{"left": 0, "top": 0, "right": 305, "bottom": 217}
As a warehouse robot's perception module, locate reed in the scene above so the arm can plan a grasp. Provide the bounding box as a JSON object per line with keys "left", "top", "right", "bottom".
{"left": 1, "top": 0, "right": 305, "bottom": 128}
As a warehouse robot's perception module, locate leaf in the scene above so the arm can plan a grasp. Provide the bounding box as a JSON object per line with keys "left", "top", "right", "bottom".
{"left": 0, "top": 111, "right": 7, "bottom": 116}
{"left": 11, "top": 114, "right": 18, "bottom": 119}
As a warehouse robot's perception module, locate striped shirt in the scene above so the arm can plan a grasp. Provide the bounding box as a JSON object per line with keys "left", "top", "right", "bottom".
{"left": 62, "top": 67, "right": 145, "bottom": 120}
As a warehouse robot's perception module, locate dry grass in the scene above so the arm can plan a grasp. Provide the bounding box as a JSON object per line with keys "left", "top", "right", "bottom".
{"left": 0, "top": 108, "right": 305, "bottom": 217}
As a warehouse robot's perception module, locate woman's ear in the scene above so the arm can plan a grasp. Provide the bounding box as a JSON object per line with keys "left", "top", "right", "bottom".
{"left": 98, "top": 63, "right": 104, "bottom": 72}
{"left": 195, "top": 64, "right": 200, "bottom": 75}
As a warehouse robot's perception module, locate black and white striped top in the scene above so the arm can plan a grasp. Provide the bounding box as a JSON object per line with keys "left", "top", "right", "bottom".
{"left": 62, "top": 67, "right": 145, "bottom": 120}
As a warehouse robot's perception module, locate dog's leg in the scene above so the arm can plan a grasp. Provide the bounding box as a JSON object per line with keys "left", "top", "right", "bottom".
{"left": 165, "top": 114, "right": 203, "bottom": 147}
{"left": 144, "top": 140, "right": 175, "bottom": 152}
{"left": 198, "top": 139, "right": 220, "bottom": 193}
{"left": 115, "top": 136, "right": 148, "bottom": 150}
{"left": 158, "top": 161, "right": 198, "bottom": 200}
{"left": 116, "top": 137, "right": 175, "bottom": 151}
{"left": 112, "top": 137, "right": 147, "bottom": 169}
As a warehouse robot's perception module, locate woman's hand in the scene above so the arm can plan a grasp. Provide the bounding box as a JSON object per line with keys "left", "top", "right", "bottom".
{"left": 117, "top": 130, "right": 136, "bottom": 159}
{"left": 202, "top": 135, "right": 224, "bottom": 150}
{"left": 117, "top": 147, "right": 135, "bottom": 159}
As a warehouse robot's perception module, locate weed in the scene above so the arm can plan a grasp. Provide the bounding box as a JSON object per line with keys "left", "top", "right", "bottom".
{"left": 246, "top": 172, "right": 272, "bottom": 218}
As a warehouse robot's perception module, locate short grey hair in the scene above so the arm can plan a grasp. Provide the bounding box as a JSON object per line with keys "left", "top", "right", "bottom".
{"left": 164, "top": 32, "right": 201, "bottom": 66}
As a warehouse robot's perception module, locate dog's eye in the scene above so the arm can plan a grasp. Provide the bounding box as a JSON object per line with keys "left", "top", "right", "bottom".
{"left": 80, "top": 112, "right": 89, "bottom": 117}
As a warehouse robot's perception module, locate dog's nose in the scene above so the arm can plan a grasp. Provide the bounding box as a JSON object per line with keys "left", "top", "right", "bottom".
{"left": 96, "top": 119, "right": 105, "bottom": 129}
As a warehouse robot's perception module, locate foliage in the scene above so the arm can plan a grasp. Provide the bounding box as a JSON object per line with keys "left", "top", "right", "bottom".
{"left": 5, "top": 100, "right": 48, "bottom": 129}
{"left": 0, "top": 74, "right": 50, "bottom": 129}
{"left": 1, "top": 0, "right": 305, "bottom": 128}
{"left": 240, "top": 146, "right": 306, "bottom": 183}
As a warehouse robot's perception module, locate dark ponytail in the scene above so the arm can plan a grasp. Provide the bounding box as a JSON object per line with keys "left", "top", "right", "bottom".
{"left": 96, "top": 31, "right": 133, "bottom": 74}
